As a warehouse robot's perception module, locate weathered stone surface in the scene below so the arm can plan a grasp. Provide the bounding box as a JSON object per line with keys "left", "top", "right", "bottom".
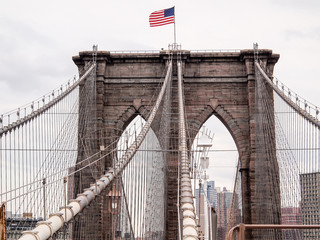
{"left": 73, "top": 49, "right": 280, "bottom": 239}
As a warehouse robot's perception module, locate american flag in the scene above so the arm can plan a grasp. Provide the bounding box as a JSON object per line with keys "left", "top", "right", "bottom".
{"left": 149, "top": 7, "right": 175, "bottom": 27}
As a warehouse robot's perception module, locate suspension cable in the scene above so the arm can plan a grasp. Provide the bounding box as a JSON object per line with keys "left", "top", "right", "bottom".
{"left": 255, "top": 61, "right": 320, "bottom": 128}
{"left": 0, "top": 63, "right": 96, "bottom": 137}
{"left": 18, "top": 60, "right": 173, "bottom": 240}
{"left": 177, "top": 60, "right": 198, "bottom": 240}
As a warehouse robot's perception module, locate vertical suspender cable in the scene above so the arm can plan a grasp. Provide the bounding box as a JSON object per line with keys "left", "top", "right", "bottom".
{"left": 19, "top": 60, "right": 172, "bottom": 240}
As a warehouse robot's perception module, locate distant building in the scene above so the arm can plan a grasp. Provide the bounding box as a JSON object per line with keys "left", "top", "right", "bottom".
{"left": 281, "top": 207, "right": 302, "bottom": 240}
{"left": 22, "top": 213, "right": 32, "bottom": 218}
{"left": 300, "top": 172, "right": 320, "bottom": 239}
{"left": 196, "top": 181, "right": 217, "bottom": 208}
{"left": 196, "top": 183, "right": 207, "bottom": 238}
{"left": 6, "top": 215, "right": 42, "bottom": 239}
{"left": 6, "top": 215, "right": 71, "bottom": 240}
{"left": 281, "top": 207, "right": 301, "bottom": 225}
{"left": 216, "top": 187, "right": 233, "bottom": 240}
{"left": 195, "top": 180, "right": 217, "bottom": 238}
{"left": 207, "top": 181, "right": 217, "bottom": 208}
{"left": 196, "top": 183, "right": 241, "bottom": 240}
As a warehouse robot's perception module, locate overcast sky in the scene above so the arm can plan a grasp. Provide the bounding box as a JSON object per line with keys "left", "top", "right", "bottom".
{"left": 1, "top": 0, "right": 319, "bottom": 189}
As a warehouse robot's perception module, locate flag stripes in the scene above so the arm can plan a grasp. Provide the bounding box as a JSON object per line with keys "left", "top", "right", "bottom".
{"left": 149, "top": 7, "right": 174, "bottom": 27}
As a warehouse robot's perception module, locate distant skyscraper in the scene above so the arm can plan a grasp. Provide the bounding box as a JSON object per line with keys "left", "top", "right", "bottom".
{"left": 216, "top": 187, "right": 233, "bottom": 240}
{"left": 281, "top": 207, "right": 302, "bottom": 240}
{"left": 300, "top": 172, "right": 320, "bottom": 239}
{"left": 196, "top": 180, "right": 217, "bottom": 207}
{"left": 196, "top": 190, "right": 206, "bottom": 238}
{"left": 196, "top": 182, "right": 239, "bottom": 240}
{"left": 195, "top": 180, "right": 217, "bottom": 238}
{"left": 281, "top": 207, "right": 301, "bottom": 225}
{"left": 207, "top": 181, "right": 217, "bottom": 208}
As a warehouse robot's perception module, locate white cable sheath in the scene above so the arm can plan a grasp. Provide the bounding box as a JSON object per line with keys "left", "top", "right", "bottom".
{"left": 177, "top": 61, "right": 198, "bottom": 240}
{"left": 19, "top": 61, "right": 172, "bottom": 240}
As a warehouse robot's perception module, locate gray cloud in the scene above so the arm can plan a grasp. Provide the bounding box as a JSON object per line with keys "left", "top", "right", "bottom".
{"left": 0, "top": 18, "right": 68, "bottom": 93}
{"left": 284, "top": 28, "right": 320, "bottom": 41}
{"left": 0, "top": 0, "right": 319, "bottom": 190}
{"left": 269, "top": 0, "right": 320, "bottom": 11}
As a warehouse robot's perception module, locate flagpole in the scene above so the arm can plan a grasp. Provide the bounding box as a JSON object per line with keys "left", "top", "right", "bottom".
{"left": 174, "top": 6, "right": 176, "bottom": 49}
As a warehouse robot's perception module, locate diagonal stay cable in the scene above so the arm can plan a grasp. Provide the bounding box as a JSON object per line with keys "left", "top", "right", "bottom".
{"left": 18, "top": 59, "right": 173, "bottom": 240}
{"left": 255, "top": 61, "right": 320, "bottom": 129}
{"left": 0, "top": 63, "right": 96, "bottom": 136}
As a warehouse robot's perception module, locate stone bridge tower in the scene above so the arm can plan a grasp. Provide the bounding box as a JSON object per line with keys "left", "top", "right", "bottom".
{"left": 72, "top": 49, "right": 280, "bottom": 239}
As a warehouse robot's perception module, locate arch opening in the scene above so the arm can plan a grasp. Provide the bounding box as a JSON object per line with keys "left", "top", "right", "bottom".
{"left": 112, "top": 115, "right": 166, "bottom": 239}
{"left": 191, "top": 114, "right": 240, "bottom": 240}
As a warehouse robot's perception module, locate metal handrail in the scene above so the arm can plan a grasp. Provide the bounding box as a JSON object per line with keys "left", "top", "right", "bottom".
{"left": 109, "top": 50, "right": 160, "bottom": 54}
{"left": 227, "top": 224, "right": 320, "bottom": 240}
{"left": 190, "top": 49, "right": 241, "bottom": 53}
{"left": 0, "top": 63, "right": 96, "bottom": 136}
{"left": 108, "top": 49, "right": 242, "bottom": 54}
{"left": 255, "top": 61, "right": 320, "bottom": 128}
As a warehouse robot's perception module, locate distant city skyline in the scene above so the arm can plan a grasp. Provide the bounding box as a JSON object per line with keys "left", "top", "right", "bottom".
{"left": 195, "top": 180, "right": 239, "bottom": 240}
